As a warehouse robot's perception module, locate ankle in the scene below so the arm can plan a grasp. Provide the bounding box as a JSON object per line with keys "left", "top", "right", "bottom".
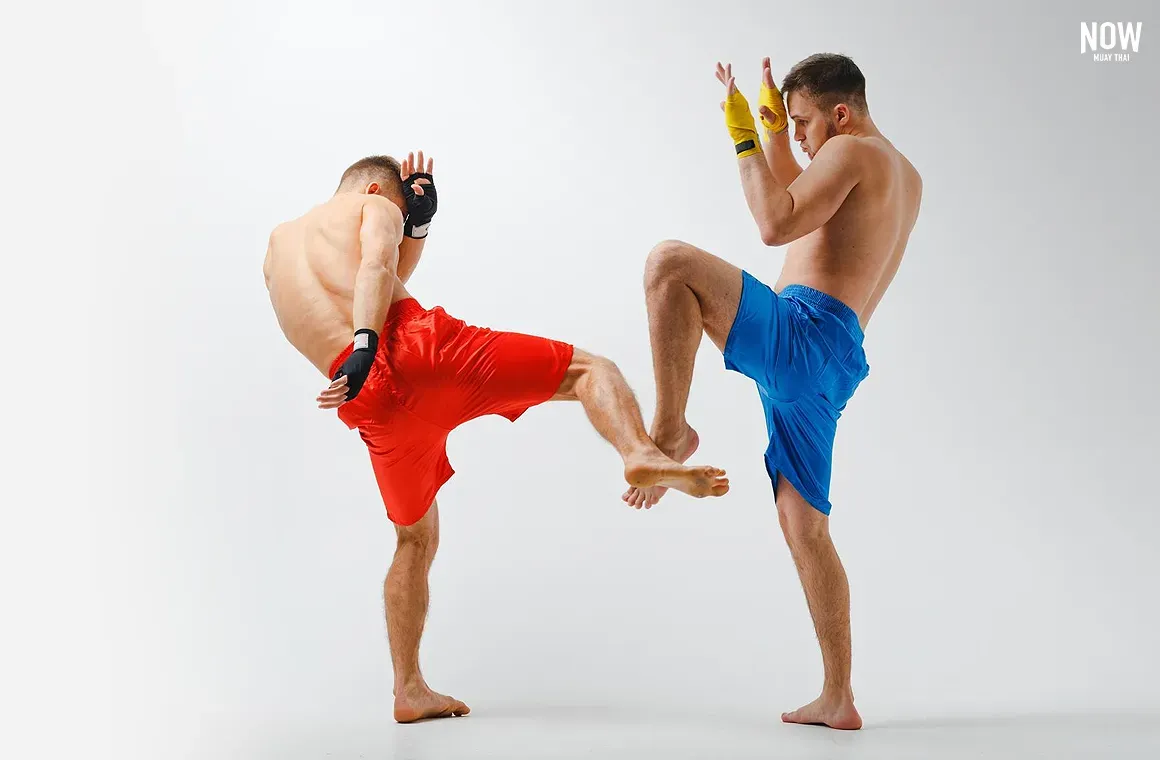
{"left": 650, "top": 419, "right": 689, "bottom": 446}
{"left": 822, "top": 684, "right": 855, "bottom": 704}
{"left": 394, "top": 675, "right": 426, "bottom": 695}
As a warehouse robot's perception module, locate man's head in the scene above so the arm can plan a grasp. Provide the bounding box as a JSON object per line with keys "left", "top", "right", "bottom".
{"left": 781, "top": 53, "right": 868, "bottom": 160}
{"left": 336, "top": 155, "right": 405, "bottom": 210}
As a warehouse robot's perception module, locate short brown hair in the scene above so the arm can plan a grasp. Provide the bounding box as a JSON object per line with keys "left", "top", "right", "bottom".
{"left": 782, "top": 53, "right": 868, "bottom": 113}
{"left": 337, "top": 155, "right": 404, "bottom": 196}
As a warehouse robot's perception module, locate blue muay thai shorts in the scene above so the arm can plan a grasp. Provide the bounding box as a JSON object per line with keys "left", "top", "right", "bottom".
{"left": 723, "top": 272, "right": 870, "bottom": 515}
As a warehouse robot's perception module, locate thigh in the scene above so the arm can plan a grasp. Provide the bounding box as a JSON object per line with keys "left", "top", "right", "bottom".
{"left": 450, "top": 325, "right": 575, "bottom": 423}
{"left": 649, "top": 240, "right": 745, "bottom": 352}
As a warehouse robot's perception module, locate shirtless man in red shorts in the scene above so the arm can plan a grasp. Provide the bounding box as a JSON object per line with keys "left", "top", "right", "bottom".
{"left": 263, "top": 151, "right": 729, "bottom": 723}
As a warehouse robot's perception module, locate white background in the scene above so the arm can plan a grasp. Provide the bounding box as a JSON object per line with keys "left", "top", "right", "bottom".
{"left": 3, "top": 1, "right": 1157, "bottom": 757}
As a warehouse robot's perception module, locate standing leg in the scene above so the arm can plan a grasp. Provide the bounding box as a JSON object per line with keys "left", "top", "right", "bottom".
{"left": 624, "top": 240, "right": 745, "bottom": 507}
{"left": 775, "top": 479, "right": 862, "bottom": 730}
{"left": 384, "top": 502, "right": 470, "bottom": 723}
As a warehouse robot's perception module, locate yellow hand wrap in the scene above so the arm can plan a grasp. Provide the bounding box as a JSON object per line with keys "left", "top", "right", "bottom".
{"left": 760, "top": 79, "right": 788, "bottom": 134}
{"left": 724, "top": 88, "right": 762, "bottom": 158}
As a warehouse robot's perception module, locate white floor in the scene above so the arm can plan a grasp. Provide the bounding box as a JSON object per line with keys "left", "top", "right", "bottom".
{"left": 205, "top": 705, "right": 1160, "bottom": 759}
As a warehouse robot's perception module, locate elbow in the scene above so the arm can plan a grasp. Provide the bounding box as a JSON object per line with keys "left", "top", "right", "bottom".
{"left": 759, "top": 223, "right": 790, "bottom": 247}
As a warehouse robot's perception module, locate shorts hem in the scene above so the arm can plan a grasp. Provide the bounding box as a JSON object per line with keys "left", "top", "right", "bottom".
{"left": 386, "top": 461, "right": 456, "bottom": 526}
{"left": 764, "top": 454, "right": 832, "bottom": 516}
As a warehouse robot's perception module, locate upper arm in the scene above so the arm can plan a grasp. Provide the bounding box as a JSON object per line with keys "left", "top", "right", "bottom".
{"left": 768, "top": 135, "right": 863, "bottom": 245}
{"left": 359, "top": 198, "right": 404, "bottom": 264}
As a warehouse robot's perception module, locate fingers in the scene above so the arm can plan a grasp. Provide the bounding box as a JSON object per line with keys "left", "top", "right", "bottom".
{"left": 715, "top": 61, "right": 732, "bottom": 86}
{"left": 401, "top": 151, "right": 434, "bottom": 180}
{"left": 716, "top": 62, "right": 737, "bottom": 95}
{"left": 762, "top": 56, "right": 774, "bottom": 87}
{"left": 317, "top": 376, "right": 349, "bottom": 409}
{"left": 714, "top": 62, "right": 734, "bottom": 90}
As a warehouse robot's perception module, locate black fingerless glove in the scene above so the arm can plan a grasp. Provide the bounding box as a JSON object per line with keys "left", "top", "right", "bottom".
{"left": 332, "top": 328, "right": 378, "bottom": 400}
{"left": 402, "top": 172, "right": 437, "bottom": 238}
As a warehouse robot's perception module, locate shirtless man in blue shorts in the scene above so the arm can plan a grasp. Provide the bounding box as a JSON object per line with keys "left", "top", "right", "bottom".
{"left": 625, "top": 54, "right": 922, "bottom": 729}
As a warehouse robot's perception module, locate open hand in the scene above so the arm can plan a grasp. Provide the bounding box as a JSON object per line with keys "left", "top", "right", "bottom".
{"left": 400, "top": 150, "right": 437, "bottom": 238}
{"left": 758, "top": 57, "right": 788, "bottom": 134}
{"left": 715, "top": 61, "right": 738, "bottom": 110}
{"left": 317, "top": 375, "right": 349, "bottom": 410}
{"left": 715, "top": 61, "right": 761, "bottom": 157}
{"left": 400, "top": 150, "right": 434, "bottom": 195}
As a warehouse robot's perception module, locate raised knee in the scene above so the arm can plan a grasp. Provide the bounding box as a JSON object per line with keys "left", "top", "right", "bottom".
{"left": 644, "top": 239, "right": 695, "bottom": 290}
{"left": 556, "top": 349, "right": 618, "bottom": 400}
{"left": 573, "top": 351, "right": 619, "bottom": 384}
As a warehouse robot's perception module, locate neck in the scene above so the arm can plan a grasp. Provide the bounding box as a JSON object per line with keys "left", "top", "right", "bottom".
{"left": 843, "top": 114, "right": 881, "bottom": 139}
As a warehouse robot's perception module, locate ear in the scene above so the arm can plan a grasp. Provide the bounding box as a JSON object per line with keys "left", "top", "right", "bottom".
{"left": 833, "top": 104, "right": 851, "bottom": 127}
{"left": 365, "top": 182, "right": 380, "bottom": 195}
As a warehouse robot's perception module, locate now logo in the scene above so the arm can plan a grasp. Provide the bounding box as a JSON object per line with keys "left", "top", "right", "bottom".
{"left": 1080, "top": 22, "right": 1143, "bottom": 60}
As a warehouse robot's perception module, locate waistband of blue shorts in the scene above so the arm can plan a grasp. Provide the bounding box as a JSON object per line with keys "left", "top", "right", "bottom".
{"left": 779, "top": 285, "right": 863, "bottom": 341}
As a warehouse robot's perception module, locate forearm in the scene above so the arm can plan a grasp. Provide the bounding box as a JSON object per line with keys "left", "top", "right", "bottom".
{"left": 396, "top": 236, "right": 426, "bottom": 284}
{"left": 739, "top": 153, "right": 793, "bottom": 245}
{"left": 764, "top": 128, "right": 803, "bottom": 187}
{"left": 352, "top": 250, "right": 398, "bottom": 333}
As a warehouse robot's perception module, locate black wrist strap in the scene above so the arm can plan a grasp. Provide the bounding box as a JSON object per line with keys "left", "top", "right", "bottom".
{"left": 353, "top": 328, "right": 379, "bottom": 352}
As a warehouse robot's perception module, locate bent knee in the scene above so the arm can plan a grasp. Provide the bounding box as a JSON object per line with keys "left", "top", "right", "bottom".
{"left": 644, "top": 239, "right": 697, "bottom": 289}
{"left": 556, "top": 349, "right": 619, "bottom": 399}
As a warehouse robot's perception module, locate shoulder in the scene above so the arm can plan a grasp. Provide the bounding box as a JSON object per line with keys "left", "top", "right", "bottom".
{"left": 360, "top": 193, "right": 405, "bottom": 226}
{"left": 812, "top": 134, "right": 877, "bottom": 182}
{"left": 816, "top": 134, "right": 866, "bottom": 163}
{"left": 894, "top": 149, "right": 923, "bottom": 200}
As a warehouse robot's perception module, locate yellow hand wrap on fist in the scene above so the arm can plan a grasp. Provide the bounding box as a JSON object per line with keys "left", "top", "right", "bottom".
{"left": 759, "top": 78, "right": 788, "bottom": 134}
{"left": 724, "top": 88, "right": 762, "bottom": 159}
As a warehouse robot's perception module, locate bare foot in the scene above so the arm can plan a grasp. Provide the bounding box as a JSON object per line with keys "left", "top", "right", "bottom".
{"left": 622, "top": 448, "right": 727, "bottom": 503}
{"left": 781, "top": 694, "right": 862, "bottom": 730}
{"left": 394, "top": 684, "right": 471, "bottom": 724}
{"left": 622, "top": 425, "right": 699, "bottom": 508}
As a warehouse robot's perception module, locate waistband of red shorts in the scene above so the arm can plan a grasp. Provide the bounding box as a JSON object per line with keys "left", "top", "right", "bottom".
{"left": 328, "top": 298, "right": 425, "bottom": 378}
